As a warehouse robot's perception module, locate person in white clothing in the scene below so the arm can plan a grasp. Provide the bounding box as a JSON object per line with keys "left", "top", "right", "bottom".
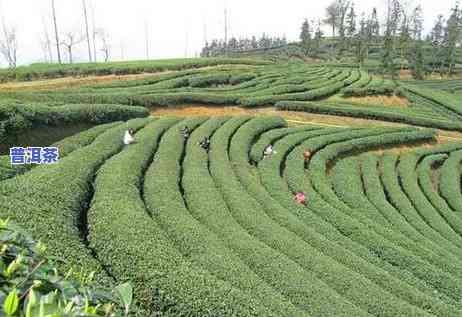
{"left": 263, "top": 144, "right": 276, "bottom": 158}
{"left": 123, "top": 128, "right": 135, "bottom": 145}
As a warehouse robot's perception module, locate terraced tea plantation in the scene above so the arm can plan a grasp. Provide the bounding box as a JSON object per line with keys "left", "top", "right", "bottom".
{"left": 5, "top": 62, "right": 462, "bottom": 133}
{"left": 4, "top": 58, "right": 462, "bottom": 316}
{"left": 3, "top": 112, "right": 462, "bottom": 316}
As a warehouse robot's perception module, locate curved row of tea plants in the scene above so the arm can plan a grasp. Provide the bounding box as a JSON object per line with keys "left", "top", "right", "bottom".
{"left": 3, "top": 115, "right": 462, "bottom": 315}
{"left": 265, "top": 125, "right": 462, "bottom": 310}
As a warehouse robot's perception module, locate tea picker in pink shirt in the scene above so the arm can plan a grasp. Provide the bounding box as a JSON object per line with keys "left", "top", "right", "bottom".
{"left": 294, "top": 192, "right": 306, "bottom": 205}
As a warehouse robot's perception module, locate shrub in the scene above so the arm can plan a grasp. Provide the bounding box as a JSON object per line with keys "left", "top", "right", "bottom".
{"left": 88, "top": 117, "right": 274, "bottom": 316}
{"left": 275, "top": 100, "right": 462, "bottom": 131}
{"left": 0, "top": 118, "right": 150, "bottom": 284}
{"left": 0, "top": 100, "right": 148, "bottom": 144}
{"left": 0, "top": 219, "right": 131, "bottom": 317}
{"left": 256, "top": 126, "right": 460, "bottom": 315}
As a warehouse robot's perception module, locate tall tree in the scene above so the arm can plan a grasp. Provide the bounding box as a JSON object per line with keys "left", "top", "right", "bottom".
{"left": 51, "top": 0, "right": 61, "bottom": 63}
{"left": 354, "top": 12, "right": 367, "bottom": 67}
{"left": 0, "top": 25, "right": 17, "bottom": 68}
{"left": 388, "top": 0, "right": 402, "bottom": 38}
{"left": 324, "top": 1, "right": 339, "bottom": 37}
{"left": 0, "top": 3, "right": 17, "bottom": 68}
{"left": 98, "top": 28, "right": 110, "bottom": 62}
{"left": 228, "top": 37, "right": 238, "bottom": 51}
{"left": 410, "top": 5, "right": 423, "bottom": 41}
{"left": 382, "top": 0, "right": 401, "bottom": 79}
{"left": 60, "top": 31, "right": 83, "bottom": 63}
{"left": 90, "top": 1, "right": 97, "bottom": 62}
{"left": 399, "top": 14, "right": 411, "bottom": 71}
{"left": 300, "top": 18, "right": 312, "bottom": 54}
{"left": 369, "top": 8, "right": 380, "bottom": 40}
{"left": 430, "top": 15, "right": 445, "bottom": 74}
{"left": 346, "top": 4, "right": 356, "bottom": 48}
{"left": 383, "top": 0, "right": 403, "bottom": 77}
{"left": 41, "top": 15, "right": 53, "bottom": 62}
{"left": 442, "top": 4, "right": 461, "bottom": 76}
{"left": 313, "top": 19, "right": 323, "bottom": 54}
{"left": 382, "top": 35, "right": 397, "bottom": 78}
{"left": 337, "top": 0, "right": 350, "bottom": 54}
{"left": 82, "top": 0, "right": 92, "bottom": 62}
{"left": 409, "top": 5, "right": 425, "bottom": 79}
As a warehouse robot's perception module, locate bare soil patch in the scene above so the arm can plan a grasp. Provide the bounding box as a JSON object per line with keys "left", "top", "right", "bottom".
{"left": 343, "top": 95, "right": 410, "bottom": 108}
{"left": 150, "top": 104, "right": 462, "bottom": 144}
{"left": 151, "top": 105, "right": 259, "bottom": 117}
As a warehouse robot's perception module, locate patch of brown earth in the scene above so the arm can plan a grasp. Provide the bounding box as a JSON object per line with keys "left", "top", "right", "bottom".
{"left": 151, "top": 105, "right": 258, "bottom": 117}
{"left": 343, "top": 95, "right": 410, "bottom": 108}
{"left": 149, "top": 104, "right": 462, "bottom": 144}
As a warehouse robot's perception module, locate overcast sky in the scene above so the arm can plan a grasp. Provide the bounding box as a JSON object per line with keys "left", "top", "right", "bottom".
{"left": 0, "top": 0, "right": 456, "bottom": 66}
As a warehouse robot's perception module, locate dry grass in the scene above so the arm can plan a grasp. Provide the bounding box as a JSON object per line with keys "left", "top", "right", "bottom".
{"left": 398, "top": 70, "right": 414, "bottom": 80}
{"left": 151, "top": 105, "right": 258, "bottom": 117}
{"left": 368, "top": 142, "right": 437, "bottom": 155}
{"left": 0, "top": 64, "right": 258, "bottom": 92}
{"left": 343, "top": 95, "right": 410, "bottom": 108}
{"left": 0, "top": 73, "right": 158, "bottom": 91}
{"left": 150, "top": 105, "right": 405, "bottom": 128}
{"left": 150, "top": 104, "right": 462, "bottom": 145}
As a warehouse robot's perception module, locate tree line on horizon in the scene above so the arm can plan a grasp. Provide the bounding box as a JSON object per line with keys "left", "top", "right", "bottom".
{"left": 200, "top": 35, "right": 288, "bottom": 58}
{"left": 297, "top": 0, "right": 462, "bottom": 79}
{"left": 201, "top": 0, "right": 462, "bottom": 80}
{"left": 1, "top": 0, "right": 462, "bottom": 79}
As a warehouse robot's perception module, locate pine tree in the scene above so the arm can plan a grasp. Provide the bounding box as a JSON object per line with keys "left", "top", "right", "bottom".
{"left": 346, "top": 4, "right": 356, "bottom": 49}
{"left": 399, "top": 15, "right": 411, "bottom": 71}
{"left": 200, "top": 42, "right": 210, "bottom": 57}
{"left": 300, "top": 19, "right": 312, "bottom": 54}
{"left": 442, "top": 4, "right": 461, "bottom": 76}
{"left": 313, "top": 19, "right": 324, "bottom": 54}
{"left": 369, "top": 8, "right": 380, "bottom": 42}
{"left": 409, "top": 5, "right": 425, "bottom": 79}
{"left": 354, "top": 13, "right": 367, "bottom": 67}
{"left": 228, "top": 37, "right": 238, "bottom": 51}
{"left": 410, "top": 41, "right": 425, "bottom": 79}
{"left": 382, "top": 35, "right": 397, "bottom": 78}
{"left": 251, "top": 36, "right": 258, "bottom": 49}
{"left": 410, "top": 5, "right": 423, "bottom": 41}
{"left": 381, "top": 0, "right": 400, "bottom": 79}
{"left": 337, "top": 0, "right": 351, "bottom": 56}
{"left": 430, "top": 15, "right": 445, "bottom": 74}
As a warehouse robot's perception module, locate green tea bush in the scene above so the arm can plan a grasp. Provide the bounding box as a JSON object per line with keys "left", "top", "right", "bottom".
{"left": 208, "top": 117, "right": 371, "bottom": 316}
{"left": 343, "top": 79, "right": 396, "bottom": 96}
{"left": 398, "top": 152, "right": 462, "bottom": 244}
{"left": 359, "top": 153, "right": 462, "bottom": 268}
{"left": 0, "top": 219, "right": 132, "bottom": 317}
{"left": 0, "top": 100, "right": 148, "bottom": 144}
{"left": 88, "top": 117, "right": 279, "bottom": 316}
{"left": 439, "top": 149, "right": 462, "bottom": 212}
{"left": 0, "top": 58, "right": 271, "bottom": 82}
{"left": 0, "top": 118, "right": 149, "bottom": 284}
{"left": 255, "top": 128, "right": 460, "bottom": 315}
{"left": 275, "top": 100, "right": 462, "bottom": 131}
{"left": 272, "top": 129, "right": 462, "bottom": 310}
{"left": 379, "top": 153, "right": 462, "bottom": 259}
{"left": 403, "top": 84, "right": 462, "bottom": 117}
{"left": 292, "top": 129, "right": 462, "bottom": 304}
{"left": 143, "top": 116, "right": 305, "bottom": 316}
{"left": 0, "top": 122, "right": 121, "bottom": 181}
{"left": 230, "top": 118, "right": 445, "bottom": 316}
